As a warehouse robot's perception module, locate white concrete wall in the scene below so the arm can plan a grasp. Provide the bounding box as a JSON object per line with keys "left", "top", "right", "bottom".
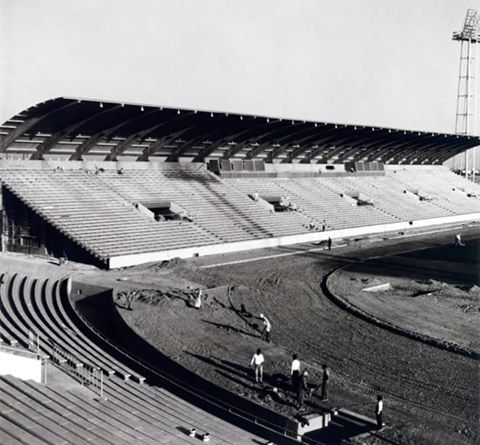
{"left": 383, "top": 164, "right": 448, "bottom": 172}
{"left": 264, "top": 163, "right": 341, "bottom": 174}
{"left": 0, "top": 349, "right": 42, "bottom": 383}
{"left": 109, "top": 212, "right": 480, "bottom": 268}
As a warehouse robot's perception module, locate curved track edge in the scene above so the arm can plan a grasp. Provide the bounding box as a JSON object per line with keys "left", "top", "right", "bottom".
{"left": 322, "top": 266, "right": 478, "bottom": 360}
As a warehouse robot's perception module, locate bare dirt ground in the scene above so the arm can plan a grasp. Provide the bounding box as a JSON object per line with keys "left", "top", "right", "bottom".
{"left": 329, "top": 255, "right": 480, "bottom": 354}
{"left": 111, "top": 227, "right": 480, "bottom": 445}
{"left": 1, "top": 225, "right": 479, "bottom": 445}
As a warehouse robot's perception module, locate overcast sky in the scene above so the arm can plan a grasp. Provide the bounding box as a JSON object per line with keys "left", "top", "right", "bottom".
{"left": 0, "top": 0, "right": 478, "bottom": 136}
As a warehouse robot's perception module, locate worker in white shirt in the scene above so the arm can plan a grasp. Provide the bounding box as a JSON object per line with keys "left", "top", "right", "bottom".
{"left": 250, "top": 348, "right": 265, "bottom": 383}
{"left": 375, "top": 395, "right": 384, "bottom": 430}
{"left": 190, "top": 289, "right": 202, "bottom": 309}
{"left": 455, "top": 233, "right": 465, "bottom": 247}
{"left": 291, "top": 354, "right": 301, "bottom": 391}
{"left": 259, "top": 313, "right": 271, "bottom": 342}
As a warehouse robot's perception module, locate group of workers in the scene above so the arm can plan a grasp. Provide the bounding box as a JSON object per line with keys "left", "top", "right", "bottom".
{"left": 250, "top": 310, "right": 384, "bottom": 429}
{"left": 190, "top": 295, "right": 383, "bottom": 428}
{"left": 250, "top": 351, "right": 329, "bottom": 408}
{"left": 250, "top": 348, "right": 383, "bottom": 429}
{"left": 182, "top": 230, "right": 470, "bottom": 433}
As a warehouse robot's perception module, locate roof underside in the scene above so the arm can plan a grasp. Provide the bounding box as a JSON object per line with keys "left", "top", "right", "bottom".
{"left": 0, "top": 97, "right": 478, "bottom": 165}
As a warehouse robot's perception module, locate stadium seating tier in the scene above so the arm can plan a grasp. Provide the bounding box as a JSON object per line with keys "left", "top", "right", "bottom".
{"left": 0, "top": 164, "right": 479, "bottom": 266}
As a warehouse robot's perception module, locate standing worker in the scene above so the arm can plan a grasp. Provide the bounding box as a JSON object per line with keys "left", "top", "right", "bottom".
{"left": 259, "top": 313, "right": 272, "bottom": 342}
{"left": 250, "top": 348, "right": 265, "bottom": 383}
{"left": 327, "top": 237, "right": 332, "bottom": 251}
{"left": 454, "top": 233, "right": 465, "bottom": 247}
{"left": 375, "top": 395, "right": 384, "bottom": 430}
{"left": 291, "top": 354, "right": 301, "bottom": 391}
{"left": 296, "top": 370, "right": 309, "bottom": 409}
{"left": 192, "top": 289, "right": 202, "bottom": 309}
{"left": 321, "top": 364, "right": 330, "bottom": 400}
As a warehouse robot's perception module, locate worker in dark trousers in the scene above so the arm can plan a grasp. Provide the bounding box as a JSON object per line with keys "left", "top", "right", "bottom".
{"left": 296, "top": 370, "right": 309, "bottom": 409}
{"left": 259, "top": 313, "right": 271, "bottom": 342}
{"left": 375, "top": 395, "right": 384, "bottom": 430}
{"left": 327, "top": 237, "right": 332, "bottom": 250}
{"left": 321, "top": 364, "right": 330, "bottom": 400}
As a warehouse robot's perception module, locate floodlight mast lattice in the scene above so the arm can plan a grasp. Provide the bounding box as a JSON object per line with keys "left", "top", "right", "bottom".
{"left": 453, "top": 8, "right": 479, "bottom": 182}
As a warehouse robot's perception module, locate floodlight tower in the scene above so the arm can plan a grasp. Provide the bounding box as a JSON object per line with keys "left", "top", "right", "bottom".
{"left": 453, "top": 8, "right": 479, "bottom": 182}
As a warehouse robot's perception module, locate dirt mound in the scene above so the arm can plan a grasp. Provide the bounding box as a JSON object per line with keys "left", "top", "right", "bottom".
{"left": 457, "top": 303, "right": 480, "bottom": 314}
{"left": 359, "top": 277, "right": 383, "bottom": 286}
{"left": 393, "top": 280, "right": 476, "bottom": 299}
{"left": 146, "top": 257, "right": 185, "bottom": 272}
{"left": 425, "top": 278, "right": 448, "bottom": 288}
{"left": 114, "top": 287, "right": 195, "bottom": 307}
{"left": 467, "top": 285, "right": 480, "bottom": 295}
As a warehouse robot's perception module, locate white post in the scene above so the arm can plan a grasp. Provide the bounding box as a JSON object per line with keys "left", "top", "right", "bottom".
{"left": 43, "top": 358, "right": 48, "bottom": 385}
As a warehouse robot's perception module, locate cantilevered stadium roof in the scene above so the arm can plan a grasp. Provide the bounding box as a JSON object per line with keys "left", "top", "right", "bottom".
{"left": 0, "top": 97, "right": 478, "bottom": 164}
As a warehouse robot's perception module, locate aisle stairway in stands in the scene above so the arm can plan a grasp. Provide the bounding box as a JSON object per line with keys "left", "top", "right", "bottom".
{"left": 97, "top": 166, "right": 309, "bottom": 241}
{"left": 226, "top": 177, "right": 398, "bottom": 229}
{"left": 1, "top": 164, "right": 479, "bottom": 268}
{"left": 226, "top": 166, "right": 480, "bottom": 228}
{"left": 0, "top": 169, "right": 219, "bottom": 263}
{"left": 320, "top": 176, "right": 450, "bottom": 221}
{"left": 0, "top": 166, "right": 312, "bottom": 266}
{"left": 389, "top": 168, "right": 480, "bottom": 214}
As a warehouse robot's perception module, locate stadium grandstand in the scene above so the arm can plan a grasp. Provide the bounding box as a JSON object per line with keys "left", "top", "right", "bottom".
{"left": 0, "top": 97, "right": 479, "bottom": 269}
{"left": 0, "top": 96, "right": 479, "bottom": 445}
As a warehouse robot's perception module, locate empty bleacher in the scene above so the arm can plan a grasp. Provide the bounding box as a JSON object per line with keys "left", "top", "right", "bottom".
{"left": 0, "top": 168, "right": 220, "bottom": 262}
{"left": 320, "top": 175, "right": 451, "bottom": 221}
{"left": 0, "top": 163, "right": 479, "bottom": 268}
{"left": 225, "top": 166, "right": 480, "bottom": 230}
{"left": 0, "top": 374, "right": 262, "bottom": 444}
{"left": 0, "top": 273, "right": 265, "bottom": 444}
{"left": 97, "top": 166, "right": 309, "bottom": 242}
{"left": 389, "top": 167, "right": 480, "bottom": 215}
{"left": 227, "top": 176, "right": 397, "bottom": 230}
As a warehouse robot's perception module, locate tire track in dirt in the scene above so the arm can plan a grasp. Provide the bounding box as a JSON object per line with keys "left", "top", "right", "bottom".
{"left": 191, "top": 244, "right": 478, "bottom": 444}
{"left": 125, "top": 231, "right": 480, "bottom": 445}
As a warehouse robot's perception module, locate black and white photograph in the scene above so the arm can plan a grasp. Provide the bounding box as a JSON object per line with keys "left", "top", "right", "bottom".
{"left": 0, "top": 1, "right": 479, "bottom": 444}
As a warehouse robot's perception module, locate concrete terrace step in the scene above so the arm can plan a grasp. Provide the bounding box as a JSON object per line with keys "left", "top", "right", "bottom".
{"left": 52, "top": 290, "right": 139, "bottom": 381}
{"left": 0, "top": 419, "right": 49, "bottom": 445}
{"left": 13, "top": 378, "right": 159, "bottom": 445}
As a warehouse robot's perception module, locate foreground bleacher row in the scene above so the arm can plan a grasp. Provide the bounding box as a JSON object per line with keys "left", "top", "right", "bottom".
{"left": 1, "top": 164, "right": 479, "bottom": 267}
{"left": 0, "top": 273, "right": 264, "bottom": 444}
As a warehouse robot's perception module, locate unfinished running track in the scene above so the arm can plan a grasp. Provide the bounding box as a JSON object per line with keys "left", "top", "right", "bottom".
{"left": 119, "top": 229, "right": 480, "bottom": 445}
